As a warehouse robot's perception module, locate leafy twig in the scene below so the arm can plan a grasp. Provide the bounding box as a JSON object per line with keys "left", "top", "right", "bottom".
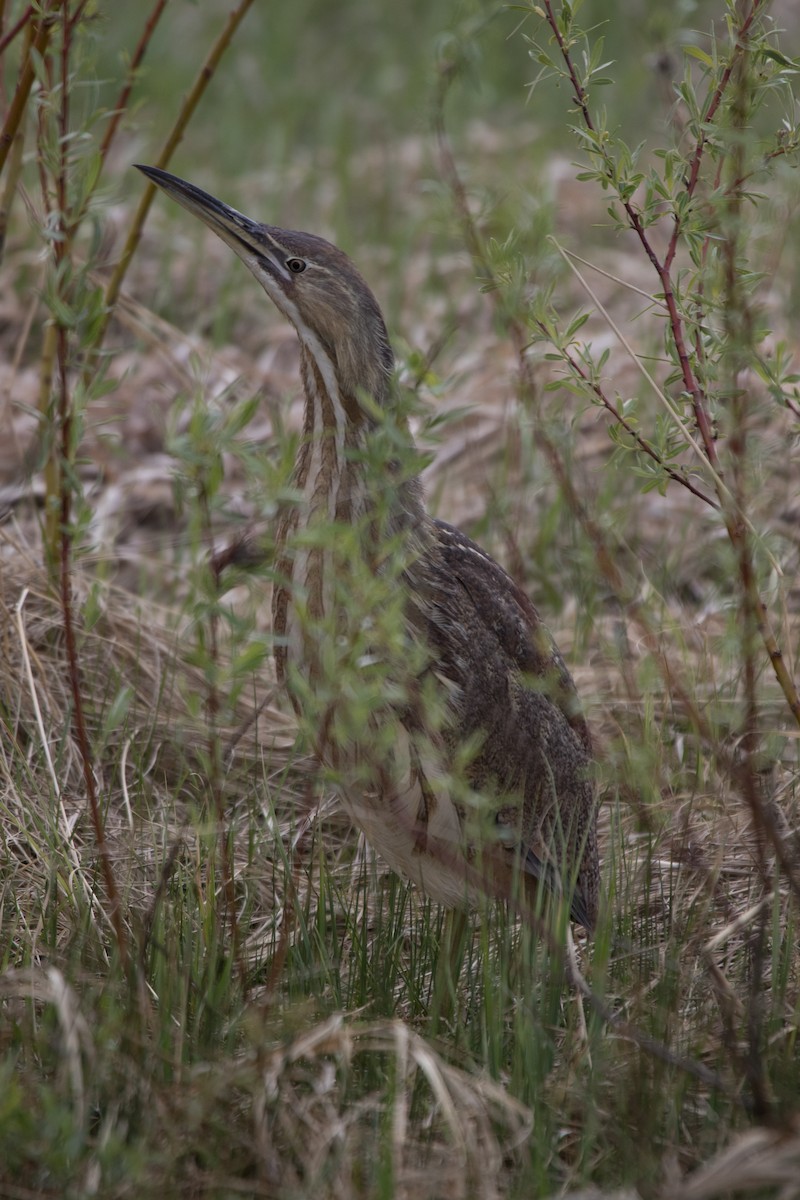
{"left": 546, "top": 338, "right": 719, "bottom": 510}
{"left": 0, "top": 0, "right": 58, "bottom": 176}
{"left": 535, "top": 0, "right": 800, "bottom": 733}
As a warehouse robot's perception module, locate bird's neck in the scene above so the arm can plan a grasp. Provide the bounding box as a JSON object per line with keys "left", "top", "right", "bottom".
{"left": 294, "top": 347, "right": 430, "bottom": 536}
{"left": 272, "top": 346, "right": 435, "bottom": 692}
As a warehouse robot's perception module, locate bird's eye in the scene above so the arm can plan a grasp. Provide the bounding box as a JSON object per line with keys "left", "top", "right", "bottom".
{"left": 286, "top": 257, "right": 307, "bottom": 274}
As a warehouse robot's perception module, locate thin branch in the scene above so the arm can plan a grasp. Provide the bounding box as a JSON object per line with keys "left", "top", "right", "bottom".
{"left": 98, "top": 0, "right": 170, "bottom": 171}
{"left": 547, "top": 234, "right": 724, "bottom": 507}
{"left": 0, "top": 3, "right": 33, "bottom": 57}
{"left": 66, "top": 0, "right": 89, "bottom": 33}
{"left": 53, "top": 0, "right": 127, "bottom": 965}
{"left": 663, "top": 0, "right": 771, "bottom": 275}
{"left": 546, "top": 337, "right": 719, "bottom": 510}
{"left": 724, "top": 141, "right": 799, "bottom": 197}
{"left": 96, "top": 0, "right": 255, "bottom": 351}
{"left": 0, "top": 72, "right": 26, "bottom": 264}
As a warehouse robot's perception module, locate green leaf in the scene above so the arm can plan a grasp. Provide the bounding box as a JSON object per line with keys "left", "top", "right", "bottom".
{"left": 684, "top": 45, "right": 714, "bottom": 68}
{"left": 232, "top": 641, "right": 271, "bottom": 675}
{"left": 760, "top": 47, "right": 799, "bottom": 70}
{"left": 565, "top": 312, "right": 590, "bottom": 339}
{"left": 105, "top": 686, "right": 134, "bottom": 734}
{"left": 225, "top": 394, "right": 261, "bottom": 438}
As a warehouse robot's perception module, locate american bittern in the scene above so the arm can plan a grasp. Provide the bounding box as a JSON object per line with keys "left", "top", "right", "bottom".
{"left": 137, "top": 165, "right": 600, "bottom": 932}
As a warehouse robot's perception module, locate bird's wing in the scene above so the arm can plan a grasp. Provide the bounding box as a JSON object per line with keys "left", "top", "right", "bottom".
{"left": 428, "top": 519, "right": 591, "bottom": 751}
{"left": 404, "top": 519, "right": 597, "bottom": 928}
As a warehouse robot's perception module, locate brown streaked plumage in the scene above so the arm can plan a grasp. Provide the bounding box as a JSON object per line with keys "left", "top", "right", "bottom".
{"left": 137, "top": 165, "right": 600, "bottom": 931}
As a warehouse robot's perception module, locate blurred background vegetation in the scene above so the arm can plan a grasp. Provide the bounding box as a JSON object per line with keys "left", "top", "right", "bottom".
{"left": 101, "top": 0, "right": 747, "bottom": 164}
{"left": 97, "top": 0, "right": 782, "bottom": 246}
{"left": 2, "top": 1, "right": 800, "bottom": 1196}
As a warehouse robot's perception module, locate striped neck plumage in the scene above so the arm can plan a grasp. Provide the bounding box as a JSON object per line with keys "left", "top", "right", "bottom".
{"left": 294, "top": 339, "right": 428, "bottom": 534}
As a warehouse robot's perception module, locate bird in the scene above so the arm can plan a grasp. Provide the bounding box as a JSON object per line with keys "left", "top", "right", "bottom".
{"left": 136, "top": 164, "right": 600, "bottom": 932}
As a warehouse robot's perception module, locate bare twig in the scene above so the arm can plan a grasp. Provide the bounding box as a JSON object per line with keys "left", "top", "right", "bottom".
{"left": 0, "top": 3, "right": 33, "bottom": 57}
{"left": 98, "top": 0, "right": 170, "bottom": 170}
{"left": 97, "top": 0, "right": 256, "bottom": 350}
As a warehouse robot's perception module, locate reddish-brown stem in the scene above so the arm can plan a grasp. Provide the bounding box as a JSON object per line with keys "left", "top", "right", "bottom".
{"left": 659, "top": 1, "right": 767, "bottom": 461}
{"left": 58, "top": 326, "right": 127, "bottom": 963}
{"left": 53, "top": 0, "right": 126, "bottom": 963}
{"left": 663, "top": 0, "right": 769, "bottom": 276}
{"left": 55, "top": 2, "right": 68, "bottom": 228}
{"left": 783, "top": 392, "right": 800, "bottom": 421}
{"left": 66, "top": 0, "right": 89, "bottom": 31}
{"left": 0, "top": 17, "right": 30, "bottom": 264}
{"left": 553, "top": 337, "right": 719, "bottom": 509}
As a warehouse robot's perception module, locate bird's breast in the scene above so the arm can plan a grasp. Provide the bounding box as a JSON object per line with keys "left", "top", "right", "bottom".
{"left": 340, "top": 722, "right": 472, "bottom": 908}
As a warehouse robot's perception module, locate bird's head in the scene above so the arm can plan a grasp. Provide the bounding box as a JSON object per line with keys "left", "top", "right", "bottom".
{"left": 136, "top": 166, "right": 393, "bottom": 413}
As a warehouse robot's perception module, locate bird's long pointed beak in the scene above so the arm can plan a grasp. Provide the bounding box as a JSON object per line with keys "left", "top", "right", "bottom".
{"left": 135, "top": 164, "right": 268, "bottom": 260}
